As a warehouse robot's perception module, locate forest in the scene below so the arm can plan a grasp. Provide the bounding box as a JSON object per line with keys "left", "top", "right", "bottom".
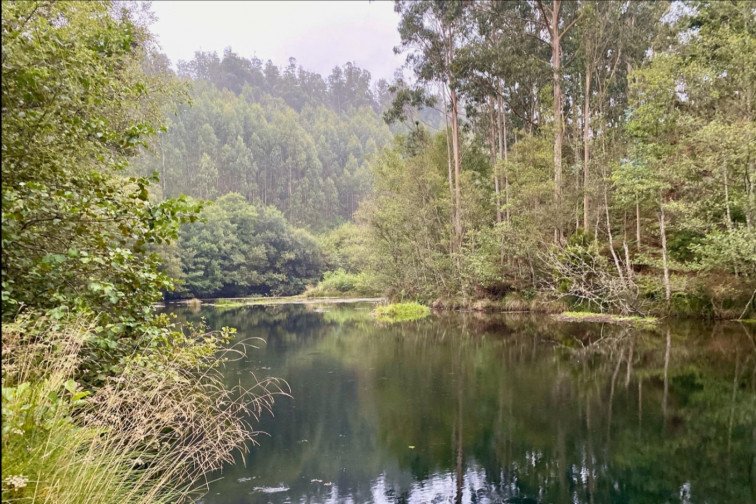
{"left": 130, "top": 0, "right": 755, "bottom": 319}
{"left": 1, "top": 1, "right": 754, "bottom": 502}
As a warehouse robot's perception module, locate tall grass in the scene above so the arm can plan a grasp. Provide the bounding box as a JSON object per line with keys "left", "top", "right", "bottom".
{"left": 1, "top": 315, "right": 288, "bottom": 503}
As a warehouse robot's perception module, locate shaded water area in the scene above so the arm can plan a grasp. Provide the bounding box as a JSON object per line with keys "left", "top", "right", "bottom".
{"left": 163, "top": 302, "right": 756, "bottom": 504}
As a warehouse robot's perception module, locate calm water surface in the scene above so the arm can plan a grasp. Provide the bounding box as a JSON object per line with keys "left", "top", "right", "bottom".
{"left": 164, "top": 302, "right": 756, "bottom": 504}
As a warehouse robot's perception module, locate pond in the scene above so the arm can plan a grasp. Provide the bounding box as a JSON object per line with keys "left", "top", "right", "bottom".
{"left": 163, "top": 302, "right": 756, "bottom": 504}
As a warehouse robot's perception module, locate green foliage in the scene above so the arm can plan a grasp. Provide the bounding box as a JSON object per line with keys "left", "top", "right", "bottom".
{"left": 1, "top": 1, "right": 199, "bottom": 337}
{"left": 175, "top": 194, "right": 324, "bottom": 298}
{"left": 317, "top": 223, "right": 373, "bottom": 273}
{"left": 354, "top": 0, "right": 755, "bottom": 317}
{"left": 374, "top": 302, "right": 431, "bottom": 323}
{"left": 305, "top": 269, "right": 379, "bottom": 298}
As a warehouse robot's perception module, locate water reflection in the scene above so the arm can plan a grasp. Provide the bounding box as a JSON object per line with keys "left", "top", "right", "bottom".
{"left": 162, "top": 303, "right": 756, "bottom": 504}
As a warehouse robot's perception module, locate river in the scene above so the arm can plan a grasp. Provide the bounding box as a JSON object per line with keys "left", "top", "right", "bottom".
{"left": 163, "top": 301, "right": 755, "bottom": 504}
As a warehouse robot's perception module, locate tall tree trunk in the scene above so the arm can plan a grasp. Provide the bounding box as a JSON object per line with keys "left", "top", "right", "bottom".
{"left": 724, "top": 165, "right": 733, "bottom": 230}
{"left": 490, "top": 98, "right": 502, "bottom": 224}
{"left": 636, "top": 195, "right": 642, "bottom": 250}
{"left": 551, "top": 10, "right": 564, "bottom": 244}
{"left": 442, "top": 86, "right": 455, "bottom": 255}
{"left": 583, "top": 66, "right": 591, "bottom": 230}
{"left": 537, "top": 0, "right": 582, "bottom": 243}
{"left": 604, "top": 184, "right": 625, "bottom": 284}
{"left": 659, "top": 201, "right": 671, "bottom": 303}
{"left": 623, "top": 211, "right": 634, "bottom": 282}
{"left": 450, "top": 87, "right": 463, "bottom": 254}
{"left": 747, "top": 158, "right": 755, "bottom": 230}
{"left": 498, "top": 93, "right": 510, "bottom": 225}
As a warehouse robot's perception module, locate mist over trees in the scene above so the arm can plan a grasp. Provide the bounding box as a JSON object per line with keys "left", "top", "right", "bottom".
{"left": 132, "top": 51, "right": 403, "bottom": 230}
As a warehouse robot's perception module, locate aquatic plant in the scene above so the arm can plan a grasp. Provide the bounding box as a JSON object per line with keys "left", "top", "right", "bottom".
{"left": 374, "top": 302, "right": 430, "bottom": 322}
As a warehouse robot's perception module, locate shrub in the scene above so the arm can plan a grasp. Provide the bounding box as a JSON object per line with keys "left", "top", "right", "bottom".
{"left": 305, "top": 269, "right": 379, "bottom": 297}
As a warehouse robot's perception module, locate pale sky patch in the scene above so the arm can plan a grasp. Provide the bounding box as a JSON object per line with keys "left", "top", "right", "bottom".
{"left": 150, "top": 1, "right": 405, "bottom": 82}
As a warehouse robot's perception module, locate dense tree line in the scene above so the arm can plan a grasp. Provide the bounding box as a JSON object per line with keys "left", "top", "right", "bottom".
{"left": 355, "top": 0, "right": 755, "bottom": 318}
{"left": 167, "top": 193, "right": 323, "bottom": 298}
{"left": 132, "top": 53, "right": 405, "bottom": 230}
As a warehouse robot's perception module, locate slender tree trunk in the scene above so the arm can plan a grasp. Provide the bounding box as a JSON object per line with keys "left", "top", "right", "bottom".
{"left": 490, "top": 98, "right": 502, "bottom": 224}
{"left": 747, "top": 159, "right": 755, "bottom": 230}
{"left": 537, "top": 0, "right": 582, "bottom": 243}
{"left": 746, "top": 156, "right": 755, "bottom": 231}
{"left": 746, "top": 97, "right": 754, "bottom": 230}
{"left": 450, "top": 87, "right": 463, "bottom": 254}
{"left": 583, "top": 67, "right": 591, "bottom": 230}
{"left": 623, "top": 211, "right": 634, "bottom": 282}
{"left": 442, "top": 86, "right": 455, "bottom": 255}
{"left": 636, "top": 195, "right": 642, "bottom": 250}
{"left": 724, "top": 166, "right": 733, "bottom": 230}
{"left": 659, "top": 201, "right": 671, "bottom": 303}
{"left": 604, "top": 185, "right": 625, "bottom": 284}
{"left": 552, "top": 15, "right": 564, "bottom": 244}
{"left": 498, "top": 92, "right": 510, "bottom": 225}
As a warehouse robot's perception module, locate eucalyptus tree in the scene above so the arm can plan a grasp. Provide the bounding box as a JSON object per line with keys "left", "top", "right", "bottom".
{"left": 534, "top": 0, "right": 584, "bottom": 243}
{"left": 393, "top": 0, "right": 474, "bottom": 254}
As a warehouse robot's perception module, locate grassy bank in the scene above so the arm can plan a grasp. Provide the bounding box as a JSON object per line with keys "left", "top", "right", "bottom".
{"left": 1, "top": 316, "right": 287, "bottom": 503}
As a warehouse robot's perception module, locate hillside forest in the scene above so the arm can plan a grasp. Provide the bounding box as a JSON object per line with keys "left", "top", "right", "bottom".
{"left": 127, "top": 0, "right": 755, "bottom": 318}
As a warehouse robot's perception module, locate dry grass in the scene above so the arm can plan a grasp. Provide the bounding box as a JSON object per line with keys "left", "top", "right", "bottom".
{"left": 1, "top": 314, "right": 288, "bottom": 504}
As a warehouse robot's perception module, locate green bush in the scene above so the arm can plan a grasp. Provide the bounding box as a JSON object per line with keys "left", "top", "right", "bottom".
{"left": 306, "top": 269, "right": 379, "bottom": 297}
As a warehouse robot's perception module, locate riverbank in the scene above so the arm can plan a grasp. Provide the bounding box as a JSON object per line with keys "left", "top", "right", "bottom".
{"left": 163, "top": 296, "right": 385, "bottom": 309}
{"left": 160, "top": 285, "right": 755, "bottom": 322}
{"left": 428, "top": 289, "right": 756, "bottom": 321}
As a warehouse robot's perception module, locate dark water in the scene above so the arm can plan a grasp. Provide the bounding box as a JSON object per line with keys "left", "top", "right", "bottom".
{"left": 164, "top": 302, "right": 756, "bottom": 504}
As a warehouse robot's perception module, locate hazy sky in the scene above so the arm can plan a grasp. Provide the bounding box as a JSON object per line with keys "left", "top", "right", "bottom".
{"left": 150, "top": 1, "right": 405, "bottom": 82}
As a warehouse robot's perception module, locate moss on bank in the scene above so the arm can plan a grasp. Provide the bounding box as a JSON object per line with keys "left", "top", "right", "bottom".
{"left": 374, "top": 302, "right": 430, "bottom": 322}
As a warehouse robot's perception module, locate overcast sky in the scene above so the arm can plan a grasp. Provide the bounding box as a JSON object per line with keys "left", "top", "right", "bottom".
{"left": 149, "top": 1, "right": 406, "bottom": 82}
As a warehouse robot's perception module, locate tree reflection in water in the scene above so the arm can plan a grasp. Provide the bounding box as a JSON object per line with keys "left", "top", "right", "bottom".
{"left": 164, "top": 303, "right": 755, "bottom": 504}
